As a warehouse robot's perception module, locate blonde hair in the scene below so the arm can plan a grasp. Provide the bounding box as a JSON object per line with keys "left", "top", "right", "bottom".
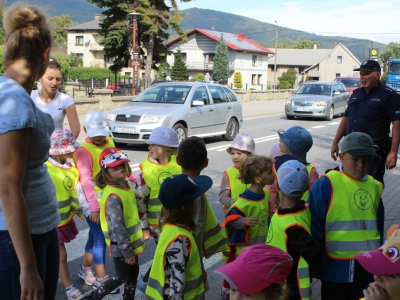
{"left": 95, "top": 162, "right": 132, "bottom": 189}
{"left": 2, "top": 3, "right": 51, "bottom": 69}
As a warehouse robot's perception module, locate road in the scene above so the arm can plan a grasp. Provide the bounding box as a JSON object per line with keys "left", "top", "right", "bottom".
{"left": 57, "top": 113, "right": 342, "bottom": 300}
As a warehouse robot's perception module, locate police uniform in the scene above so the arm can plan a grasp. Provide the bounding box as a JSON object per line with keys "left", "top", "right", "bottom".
{"left": 345, "top": 81, "right": 400, "bottom": 182}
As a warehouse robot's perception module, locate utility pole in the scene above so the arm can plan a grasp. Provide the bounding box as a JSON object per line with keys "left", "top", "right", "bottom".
{"left": 370, "top": 40, "right": 373, "bottom": 60}
{"left": 274, "top": 21, "right": 278, "bottom": 90}
{"left": 127, "top": 12, "right": 141, "bottom": 96}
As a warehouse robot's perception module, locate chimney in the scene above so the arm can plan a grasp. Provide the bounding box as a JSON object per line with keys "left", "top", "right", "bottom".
{"left": 94, "top": 14, "right": 101, "bottom": 20}
{"left": 238, "top": 33, "right": 245, "bottom": 40}
{"left": 333, "top": 42, "right": 338, "bottom": 48}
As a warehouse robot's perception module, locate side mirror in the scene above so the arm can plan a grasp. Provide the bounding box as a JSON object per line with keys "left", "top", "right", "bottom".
{"left": 192, "top": 100, "right": 204, "bottom": 107}
{"left": 334, "top": 91, "right": 341, "bottom": 95}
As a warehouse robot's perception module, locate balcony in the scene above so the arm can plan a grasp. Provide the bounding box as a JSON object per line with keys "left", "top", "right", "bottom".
{"left": 167, "top": 61, "right": 235, "bottom": 71}
{"left": 89, "top": 44, "right": 104, "bottom": 52}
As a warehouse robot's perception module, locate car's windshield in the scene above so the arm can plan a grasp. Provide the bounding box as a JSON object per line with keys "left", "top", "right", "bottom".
{"left": 131, "top": 85, "right": 191, "bottom": 103}
{"left": 296, "top": 84, "right": 331, "bottom": 96}
{"left": 389, "top": 63, "right": 400, "bottom": 74}
{"left": 336, "top": 78, "right": 360, "bottom": 87}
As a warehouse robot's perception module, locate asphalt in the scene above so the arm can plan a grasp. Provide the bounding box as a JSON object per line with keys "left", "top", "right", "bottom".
{"left": 64, "top": 99, "right": 400, "bottom": 300}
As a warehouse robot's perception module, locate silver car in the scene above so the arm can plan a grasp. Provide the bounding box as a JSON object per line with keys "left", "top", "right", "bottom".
{"left": 285, "top": 81, "right": 350, "bottom": 121}
{"left": 106, "top": 82, "right": 243, "bottom": 145}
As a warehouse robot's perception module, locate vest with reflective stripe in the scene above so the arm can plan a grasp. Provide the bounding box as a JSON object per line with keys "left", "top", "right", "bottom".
{"left": 224, "top": 189, "right": 270, "bottom": 257}
{"left": 266, "top": 205, "right": 312, "bottom": 300}
{"left": 202, "top": 198, "right": 227, "bottom": 258}
{"left": 224, "top": 167, "right": 248, "bottom": 205}
{"left": 74, "top": 137, "right": 114, "bottom": 201}
{"left": 100, "top": 184, "right": 145, "bottom": 256}
{"left": 140, "top": 154, "right": 181, "bottom": 226}
{"left": 301, "top": 164, "right": 315, "bottom": 202}
{"left": 145, "top": 223, "right": 204, "bottom": 300}
{"left": 46, "top": 161, "right": 82, "bottom": 227}
{"left": 324, "top": 171, "right": 382, "bottom": 259}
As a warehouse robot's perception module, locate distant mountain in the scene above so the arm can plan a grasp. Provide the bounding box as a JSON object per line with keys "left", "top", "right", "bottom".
{"left": 6, "top": 2, "right": 384, "bottom": 61}
{"left": 7, "top": 0, "right": 101, "bottom": 24}
{"left": 178, "top": 8, "right": 385, "bottom": 62}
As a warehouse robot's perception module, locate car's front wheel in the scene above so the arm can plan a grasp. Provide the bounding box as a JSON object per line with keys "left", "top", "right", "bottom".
{"left": 286, "top": 115, "right": 294, "bottom": 120}
{"left": 326, "top": 106, "right": 334, "bottom": 121}
{"left": 223, "top": 118, "right": 239, "bottom": 141}
{"left": 114, "top": 142, "right": 128, "bottom": 147}
{"left": 173, "top": 124, "right": 187, "bottom": 143}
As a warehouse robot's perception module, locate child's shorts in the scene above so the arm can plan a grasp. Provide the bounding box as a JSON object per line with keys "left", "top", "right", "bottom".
{"left": 57, "top": 218, "right": 79, "bottom": 244}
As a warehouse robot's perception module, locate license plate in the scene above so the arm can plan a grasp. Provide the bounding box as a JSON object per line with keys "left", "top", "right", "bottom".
{"left": 296, "top": 107, "right": 310, "bottom": 112}
{"left": 114, "top": 126, "right": 135, "bottom": 134}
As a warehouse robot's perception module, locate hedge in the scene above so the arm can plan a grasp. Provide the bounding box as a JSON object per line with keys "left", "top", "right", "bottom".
{"left": 68, "top": 67, "right": 110, "bottom": 81}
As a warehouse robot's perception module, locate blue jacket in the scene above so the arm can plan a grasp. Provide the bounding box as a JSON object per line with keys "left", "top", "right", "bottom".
{"left": 308, "top": 173, "right": 384, "bottom": 283}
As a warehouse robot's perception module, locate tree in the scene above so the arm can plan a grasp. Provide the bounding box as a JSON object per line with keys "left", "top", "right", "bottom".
{"left": 0, "top": 1, "right": 6, "bottom": 45}
{"left": 380, "top": 42, "right": 400, "bottom": 63}
{"left": 190, "top": 73, "right": 205, "bottom": 82}
{"left": 212, "top": 34, "right": 230, "bottom": 83}
{"left": 233, "top": 72, "right": 242, "bottom": 89}
{"left": 50, "top": 51, "right": 83, "bottom": 81}
{"left": 278, "top": 68, "right": 297, "bottom": 89}
{"left": 295, "top": 40, "right": 320, "bottom": 49}
{"left": 49, "top": 14, "right": 73, "bottom": 48}
{"left": 170, "top": 49, "right": 188, "bottom": 81}
{"left": 87, "top": 0, "right": 191, "bottom": 76}
{"left": 0, "top": 46, "right": 4, "bottom": 74}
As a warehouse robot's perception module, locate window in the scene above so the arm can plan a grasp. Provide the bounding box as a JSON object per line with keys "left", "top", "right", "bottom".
{"left": 223, "top": 87, "right": 238, "bottom": 102}
{"left": 75, "top": 53, "right": 83, "bottom": 59}
{"left": 251, "top": 74, "right": 256, "bottom": 85}
{"left": 252, "top": 55, "right": 257, "bottom": 66}
{"left": 258, "top": 56, "right": 263, "bottom": 67}
{"left": 204, "top": 53, "right": 214, "bottom": 63}
{"left": 192, "top": 86, "right": 210, "bottom": 105}
{"left": 337, "top": 56, "right": 342, "bottom": 64}
{"left": 336, "top": 73, "right": 341, "bottom": 78}
{"left": 209, "top": 86, "right": 228, "bottom": 104}
{"left": 75, "top": 36, "right": 84, "bottom": 46}
{"left": 104, "top": 55, "right": 114, "bottom": 63}
{"left": 257, "top": 74, "right": 262, "bottom": 85}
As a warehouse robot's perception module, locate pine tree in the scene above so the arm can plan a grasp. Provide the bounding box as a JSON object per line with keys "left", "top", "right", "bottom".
{"left": 171, "top": 49, "right": 188, "bottom": 81}
{"left": 233, "top": 72, "right": 242, "bottom": 89}
{"left": 212, "top": 34, "right": 230, "bottom": 83}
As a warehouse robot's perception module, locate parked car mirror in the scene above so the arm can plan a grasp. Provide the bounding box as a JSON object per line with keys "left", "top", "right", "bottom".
{"left": 192, "top": 100, "right": 205, "bottom": 107}
{"left": 334, "top": 91, "right": 341, "bottom": 95}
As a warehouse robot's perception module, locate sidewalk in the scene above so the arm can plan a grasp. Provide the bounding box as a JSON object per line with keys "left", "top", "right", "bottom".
{"left": 64, "top": 99, "right": 287, "bottom": 142}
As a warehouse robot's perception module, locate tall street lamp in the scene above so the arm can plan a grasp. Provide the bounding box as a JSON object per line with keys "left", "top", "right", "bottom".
{"left": 274, "top": 20, "right": 278, "bottom": 90}
{"left": 127, "top": 11, "right": 141, "bottom": 96}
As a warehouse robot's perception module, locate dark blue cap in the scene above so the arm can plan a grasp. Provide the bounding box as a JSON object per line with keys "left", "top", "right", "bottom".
{"left": 354, "top": 60, "right": 381, "bottom": 72}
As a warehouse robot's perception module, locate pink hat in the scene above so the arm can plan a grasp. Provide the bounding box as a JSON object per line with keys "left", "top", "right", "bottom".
{"left": 355, "top": 224, "right": 400, "bottom": 276}
{"left": 49, "top": 129, "right": 80, "bottom": 156}
{"left": 214, "top": 244, "right": 293, "bottom": 295}
{"left": 100, "top": 147, "right": 130, "bottom": 168}
{"left": 270, "top": 142, "right": 284, "bottom": 159}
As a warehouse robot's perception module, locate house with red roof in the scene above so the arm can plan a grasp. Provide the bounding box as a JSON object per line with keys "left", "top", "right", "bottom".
{"left": 165, "top": 28, "right": 274, "bottom": 89}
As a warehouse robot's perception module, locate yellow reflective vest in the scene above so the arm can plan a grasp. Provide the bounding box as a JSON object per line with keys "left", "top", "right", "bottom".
{"left": 223, "top": 189, "right": 270, "bottom": 257}
{"left": 301, "top": 164, "right": 315, "bottom": 202}
{"left": 145, "top": 223, "right": 204, "bottom": 300}
{"left": 140, "top": 154, "right": 181, "bottom": 226}
{"left": 46, "top": 160, "right": 82, "bottom": 227}
{"left": 100, "top": 184, "right": 145, "bottom": 256}
{"left": 74, "top": 137, "right": 115, "bottom": 201}
{"left": 224, "top": 167, "right": 248, "bottom": 208}
{"left": 266, "top": 204, "right": 312, "bottom": 300}
{"left": 323, "top": 171, "right": 382, "bottom": 259}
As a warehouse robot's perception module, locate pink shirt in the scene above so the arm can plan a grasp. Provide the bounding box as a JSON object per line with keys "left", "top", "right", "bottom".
{"left": 75, "top": 138, "right": 137, "bottom": 212}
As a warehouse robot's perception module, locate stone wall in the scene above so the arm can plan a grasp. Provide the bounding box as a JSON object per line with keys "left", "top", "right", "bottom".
{"left": 234, "top": 89, "right": 294, "bottom": 102}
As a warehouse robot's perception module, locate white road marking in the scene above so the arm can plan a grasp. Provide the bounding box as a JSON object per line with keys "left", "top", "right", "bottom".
{"left": 329, "top": 122, "right": 340, "bottom": 125}
{"left": 311, "top": 126, "right": 326, "bottom": 129}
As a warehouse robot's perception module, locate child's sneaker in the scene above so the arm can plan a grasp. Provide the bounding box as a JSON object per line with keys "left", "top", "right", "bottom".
{"left": 66, "top": 286, "right": 84, "bottom": 300}
{"left": 93, "top": 275, "right": 120, "bottom": 294}
{"left": 78, "top": 264, "right": 96, "bottom": 286}
{"left": 221, "top": 287, "right": 230, "bottom": 299}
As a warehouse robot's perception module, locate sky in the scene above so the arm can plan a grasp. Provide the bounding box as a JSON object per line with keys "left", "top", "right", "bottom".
{"left": 178, "top": 0, "right": 400, "bottom": 45}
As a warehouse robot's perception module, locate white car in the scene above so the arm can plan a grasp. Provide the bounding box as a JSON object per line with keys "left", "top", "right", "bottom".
{"left": 106, "top": 82, "right": 243, "bottom": 145}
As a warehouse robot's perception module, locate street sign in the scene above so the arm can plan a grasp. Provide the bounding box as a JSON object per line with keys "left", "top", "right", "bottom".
{"left": 129, "top": 59, "right": 142, "bottom": 69}
{"left": 370, "top": 48, "right": 379, "bottom": 61}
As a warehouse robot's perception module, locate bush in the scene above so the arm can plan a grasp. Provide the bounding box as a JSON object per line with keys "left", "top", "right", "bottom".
{"left": 191, "top": 73, "right": 205, "bottom": 82}
{"left": 381, "top": 72, "right": 387, "bottom": 84}
{"left": 233, "top": 72, "right": 242, "bottom": 89}
{"left": 278, "top": 68, "right": 297, "bottom": 87}
{"left": 68, "top": 67, "right": 110, "bottom": 81}
{"left": 250, "top": 88, "right": 256, "bottom": 90}
{"left": 278, "top": 80, "right": 292, "bottom": 89}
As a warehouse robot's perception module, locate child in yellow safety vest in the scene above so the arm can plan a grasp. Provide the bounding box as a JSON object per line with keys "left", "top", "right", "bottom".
{"left": 214, "top": 244, "right": 294, "bottom": 300}
{"left": 308, "top": 132, "right": 384, "bottom": 300}
{"left": 277, "top": 126, "right": 319, "bottom": 201}
{"left": 46, "top": 129, "right": 86, "bottom": 300}
{"left": 356, "top": 224, "right": 400, "bottom": 300}
{"left": 82, "top": 147, "right": 145, "bottom": 300}
{"left": 144, "top": 174, "right": 213, "bottom": 300}
{"left": 266, "top": 159, "right": 324, "bottom": 300}
{"left": 177, "top": 136, "right": 227, "bottom": 296}
{"left": 221, "top": 155, "right": 274, "bottom": 298}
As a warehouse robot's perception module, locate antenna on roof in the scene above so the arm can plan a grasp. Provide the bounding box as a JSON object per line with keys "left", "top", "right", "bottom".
{"left": 209, "top": 18, "right": 217, "bottom": 30}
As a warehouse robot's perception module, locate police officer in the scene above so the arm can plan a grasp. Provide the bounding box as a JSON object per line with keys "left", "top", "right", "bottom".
{"left": 331, "top": 60, "right": 400, "bottom": 183}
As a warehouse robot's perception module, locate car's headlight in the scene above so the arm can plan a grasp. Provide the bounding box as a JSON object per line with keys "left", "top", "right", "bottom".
{"left": 286, "top": 99, "right": 292, "bottom": 105}
{"left": 316, "top": 100, "right": 329, "bottom": 106}
{"left": 142, "top": 116, "right": 163, "bottom": 123}
{"left": 107, "top": 113, "right": 116, "bottom": 121}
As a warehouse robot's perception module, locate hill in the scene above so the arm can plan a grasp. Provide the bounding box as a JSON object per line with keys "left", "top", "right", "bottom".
{"left": 179, "top": 8, "right": 385, "bottom": 61}
{"left": 7, "top": 0, "right": 100, "bottom": 24}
